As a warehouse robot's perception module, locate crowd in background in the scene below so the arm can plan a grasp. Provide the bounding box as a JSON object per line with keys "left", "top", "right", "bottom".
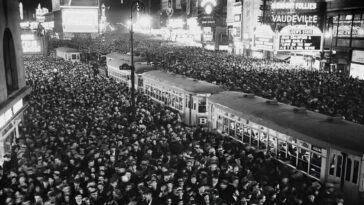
{"left": 49, "top": 35, "right": 364, "bottom": 124}
{"left": 0, "top": 55, "right": 344, "bottom": 205}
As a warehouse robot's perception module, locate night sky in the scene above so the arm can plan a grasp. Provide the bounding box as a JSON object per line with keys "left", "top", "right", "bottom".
{"left": 20, "top": 0, "right": 158, "bottom": 25}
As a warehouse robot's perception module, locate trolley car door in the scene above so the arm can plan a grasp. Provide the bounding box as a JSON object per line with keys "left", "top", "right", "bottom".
{"left": 328, "top": 149, "right": 361, "bottom": 204}
{"left": 328, "top": 149, "right": 343, "bottom": 186}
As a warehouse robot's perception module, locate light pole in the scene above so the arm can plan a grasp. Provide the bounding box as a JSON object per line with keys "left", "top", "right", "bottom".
{"left": 129, "top": 0, "right": 144, "bottom": 120}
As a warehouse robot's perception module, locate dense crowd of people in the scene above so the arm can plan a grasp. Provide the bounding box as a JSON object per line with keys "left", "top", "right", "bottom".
{"left": 49, "top": 35, "right": 364, "bottom": 124}
{"left": 0, "top": 55, "right": 344, "bottom": 205}
{"left": 151, "top": 47, "right": 364, "bottom": 124}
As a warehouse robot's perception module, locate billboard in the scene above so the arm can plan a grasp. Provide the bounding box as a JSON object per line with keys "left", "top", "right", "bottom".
{"left": 21, "top": 33, "right": 44, "bottom": 55}
{"left": 350, "top": 50, "right": 364, "bottom": 80}
{"left": 61, "top": 7, "right": 98, "bottom": 33}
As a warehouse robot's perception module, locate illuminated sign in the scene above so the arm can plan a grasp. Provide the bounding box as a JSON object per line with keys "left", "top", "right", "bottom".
{"left": 22, "top": 40, "right": 42, "bottom": 53}
{"left": 350, "top": 63, "right": 364, "bottom": 80}
{"left": 278, "top": 25, "right": 322, "bottom": 51}
{"left": 201, "top": 16, "right": 215, "bottom": 26}
{"left": 253, "top": 25, "right": 275, "bottom": 51}
{"left": 352, "top": 50, "right": 364, "bottom": 64}
{"left": 271, "top": 15, "right": 318, "bottom": 24}
{"left": 21, "top": 34, "right": 43, "bottom": 54}
{"left": 201, "top": 0, "right": 216, "bottom": 15}
{"left": 201, "top": 0, "right": 217, "bottom": 8}
{"left": 62, "top": 7, "right": 98, "bottom": 33}
{"left": 270, "top": 1, "right": 319, "bottom": 24}
{"left": 271, "top": 2, "right": 317, "bottom": 10}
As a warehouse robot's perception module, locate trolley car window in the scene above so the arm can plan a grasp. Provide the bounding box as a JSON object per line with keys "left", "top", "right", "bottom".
{"left": 229, "top": 120, "right": 236, "bottom": 136}
{"left": 288, "top": 144, "right": 298, "bottom": 167}
{"left": 198, "top": 98, "right": 207, "bottom": 113}
{"left": 243, "top": 127, "right": 251, "bottom": 143}
{"left": 345, "top": 158, "right": 352, "bottom": 181}
{"left": 298, "top": 148, "right": 309, "bottom": 173}
{"left": 310, "top": 152, "right": 322, "bottom": 179}
{"left": 268, "top": 136, "right": 277, "bottom": 156}
{"left": 278, "top": 140, "right": 288, "bottom": 161}
{"left": 329, "top": 155, "right": 336, "bottom": 175}
{"left": 353, "top": 160, "right": 359, "bottom": 184}
{"left": 223, "top": 118, "right": 229, "bottom": 134}
{"left": 236, "top": 123, "right": 242, "bottom": 137}
{"left": 259, "top": 132, "right": 267, "bottom": 150}
{"left": 336, "top": 155, "right": 343, "bottom": 178}
{"left": 251, "top": 129, "right": 259, "bottom": 147}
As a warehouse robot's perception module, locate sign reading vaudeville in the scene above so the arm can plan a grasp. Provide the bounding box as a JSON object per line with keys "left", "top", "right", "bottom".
{"left": 270, "top": 1, "right": 318, "bottom": 24}
{"left": 278, "top": 25, "right": 322, "bottom": 51}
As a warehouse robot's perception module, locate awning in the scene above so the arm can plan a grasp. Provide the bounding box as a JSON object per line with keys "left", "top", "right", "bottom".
{"left": 274, "top": 54, "right": 291, "bottom": 61}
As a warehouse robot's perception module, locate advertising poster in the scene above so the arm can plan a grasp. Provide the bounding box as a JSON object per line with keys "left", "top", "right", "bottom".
{"left": 62, "top": 7, "right": 99, "bottom": 33}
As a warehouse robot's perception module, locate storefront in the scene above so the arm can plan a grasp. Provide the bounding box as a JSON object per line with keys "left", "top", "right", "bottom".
{"left": 324, "top": 11, "right": 364, "bottom": 73}
{"left": 0, "top": 99, "right": 28, "bottom": 165}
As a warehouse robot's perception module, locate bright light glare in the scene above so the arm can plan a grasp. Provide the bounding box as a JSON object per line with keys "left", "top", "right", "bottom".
{"left": 138, "top": 16, "right": 151, "bottom": 27}
{"left": 126, "top": 20, "right": 131, "bottom": 26}
{"left": 324, "top": 32, "right": 332, "bottom": 38}
{"left": 205, "top": 5, "right": 213, "bottom": 14}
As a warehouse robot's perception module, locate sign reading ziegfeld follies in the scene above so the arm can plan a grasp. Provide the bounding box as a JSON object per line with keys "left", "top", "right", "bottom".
{"left": 270, "top": 1, "right": 318, "bottom": 24}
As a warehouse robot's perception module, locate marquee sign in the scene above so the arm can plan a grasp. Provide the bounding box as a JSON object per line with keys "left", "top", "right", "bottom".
{"left": 270, "top": 1, "right": 318, "bottom": 24}
{"left": 278, "top": 25, "right": 322, "bottom": 51}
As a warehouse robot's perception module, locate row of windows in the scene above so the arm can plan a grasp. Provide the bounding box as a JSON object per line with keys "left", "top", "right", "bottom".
{"left": 326, "top": 13, "right": 364, "bottom": 48}
{"left": 143, "top": 81, "right": 209, "bottom": 113}
{"left": 219, "top": 116, "right": 326, "bottom": 180}
{"left": 145, "top": 84, "right": 184, "bottom": 111}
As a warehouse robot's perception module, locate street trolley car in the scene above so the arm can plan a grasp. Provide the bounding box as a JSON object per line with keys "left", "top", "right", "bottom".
{"left": 142, "top": 71, "right": 224, "bottom": 126}
{"left": 106, "top": 52, "right": 154, "bottom": 89}
{"left": 207, "top": 91, "right": 364, "bottom": 205}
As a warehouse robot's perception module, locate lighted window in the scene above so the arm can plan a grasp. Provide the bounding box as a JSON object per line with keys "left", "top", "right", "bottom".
{"left": 13, "top": 99, "right": 23, "bottom": 114}
{"left": 5, "top": 109, "right": 13, "bottom": 122}
{"left": 0, "top": 114, "right": 5, "bottom": 128}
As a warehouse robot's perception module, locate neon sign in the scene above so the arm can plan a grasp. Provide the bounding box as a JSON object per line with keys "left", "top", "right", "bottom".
{"left": 271, "top": 15, "right": 318, "bottom": 24}
{"left": 271, "top": 2, "right": 317, "bottom": 10}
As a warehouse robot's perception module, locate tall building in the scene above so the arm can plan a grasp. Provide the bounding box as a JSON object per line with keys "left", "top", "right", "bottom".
{"left": 0, "top": 0, "right": 31, "bottom": 164}
{"left": 52, "top": 0, "right": 100, "bottom": 39}
{"left": 323, "top": 0, "right": 364, "bottom": 75}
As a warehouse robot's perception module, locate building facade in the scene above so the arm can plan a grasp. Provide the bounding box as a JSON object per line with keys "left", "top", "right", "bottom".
{"left": 323, "top": 0, "right": 364, "bottom": 75}
{"left": 0, "top": 0, "right": 31, "bottom": 164}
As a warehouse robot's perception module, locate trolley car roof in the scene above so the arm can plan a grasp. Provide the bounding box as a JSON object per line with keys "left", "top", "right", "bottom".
{"left": 106, "top": 52, "right": 147, "bottom": 62}
{"left": 108, "top": 58, "right": 154, "bottom": 74}
{"left": 56, "top": 47, "right": 79, "bottom": 53}
{"left": 209, "top": 91, "right": 364, "bottom": 155}
{"left": 143, "top": 71, "right": 224, "bottom": 94}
